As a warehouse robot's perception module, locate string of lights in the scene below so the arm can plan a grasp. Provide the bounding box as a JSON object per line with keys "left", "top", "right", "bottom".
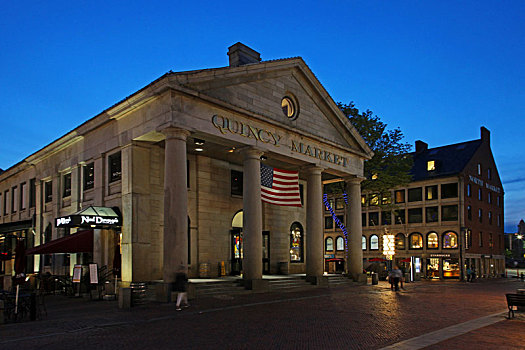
{"left": 323, "top": 192, "right": 349, "bottom": 254}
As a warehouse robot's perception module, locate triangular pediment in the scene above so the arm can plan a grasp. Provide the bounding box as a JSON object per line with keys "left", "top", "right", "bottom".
{"left": 169, "top": 59, "right": 373, "bottom": 159}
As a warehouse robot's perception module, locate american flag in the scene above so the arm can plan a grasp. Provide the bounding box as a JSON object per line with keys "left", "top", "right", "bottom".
{"left": 260, "top": 164, "right": 302, "bottom": 207}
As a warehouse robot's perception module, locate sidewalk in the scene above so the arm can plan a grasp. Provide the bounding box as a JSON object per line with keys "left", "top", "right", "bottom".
{"left": 1, "top": 278, "right": 524, "bottom": 349}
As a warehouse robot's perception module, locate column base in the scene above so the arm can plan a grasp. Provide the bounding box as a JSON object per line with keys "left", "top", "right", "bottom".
{"left": 243, "top": 279, "right": 269, "bottom": 292}
{"left": 118, "top": 288, "right": 132, "bottom": 309}
{"left": 351, "top": 273, "right": 367, "bottom": 285}
{"left": 306, "top": 275, "right": 328, "bottom": 286}
{"left": 156, "top": 282, "right": 172, "bottom": 303}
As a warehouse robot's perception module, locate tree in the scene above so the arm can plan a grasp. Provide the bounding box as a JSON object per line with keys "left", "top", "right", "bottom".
{"left": 336, "top": 102, "right": 413, "bottom": 208}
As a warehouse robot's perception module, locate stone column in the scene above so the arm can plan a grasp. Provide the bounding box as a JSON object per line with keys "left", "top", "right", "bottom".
{"left": 162, "top": 127, "right": 190, "bottom": 284}
{"left": 305, "top": 166, "right": 325, "bottom": 285}
{"left": 242, "top": 148, "right": 266, "bottom": 290}
{"left": 345, "top": 176, "right": 366, "bottom": 282}
{"left": 92, "top": 156, "right": 104, "bottom": 269}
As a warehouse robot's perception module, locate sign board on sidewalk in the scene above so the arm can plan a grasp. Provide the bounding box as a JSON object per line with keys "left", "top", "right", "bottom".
{"left": 73, "top": 264, "right": 82, "bottom": 283}
{"left": 89, "top": 263, "right": 98, "bottom": 284}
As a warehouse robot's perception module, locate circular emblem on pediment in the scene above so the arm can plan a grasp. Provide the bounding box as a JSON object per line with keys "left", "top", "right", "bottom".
{"left": 281, "top": 96, "right": 299, "bottom": 120}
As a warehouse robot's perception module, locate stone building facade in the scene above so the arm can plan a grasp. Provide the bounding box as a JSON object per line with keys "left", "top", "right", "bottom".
{"left": 0, "top": 43, "right": 373, "bottom": 292}
{"left": 324, "top": 127, "right": 505, "bottom": 280}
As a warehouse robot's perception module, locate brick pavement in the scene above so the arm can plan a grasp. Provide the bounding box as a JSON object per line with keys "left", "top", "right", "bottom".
{"left": 1, "top": 278, "right": 524, "bottom": 349}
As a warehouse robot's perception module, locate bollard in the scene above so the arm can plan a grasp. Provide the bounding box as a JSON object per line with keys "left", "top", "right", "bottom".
{"left": 371, "top": 273, "right": 378, "bottom": 285}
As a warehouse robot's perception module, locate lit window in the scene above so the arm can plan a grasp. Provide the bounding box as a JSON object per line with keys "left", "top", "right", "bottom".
{"left": 395, "top": 233, "right": 405, "bottom": 250}
{"left": 427, "top": 232, "right": 439, "bottom": 249}
{"left": 325, "top": 237, "right": 334, "bottom": 251}
{"left": 427, "top": 160, "right": 436, "bottom": 171}
{"left": 371, "top": 173, "right": 378, "bottom": 180}
{"left": 361, "top": 236, "right": 367, "bottom": 250}
{"left": 443, "top": 232, "right": 458, "bottom": 249}
{"left": 290, "top": 222, "right": 303, "bottom": 263}
{"left": 370, "top": 235, "right": 379, "bottom": 250}
{"left": 409, "top": 233, "right": 423, "bottom": 249}
{"left": 336, "top": 236, "right": 344, "bottom": 251}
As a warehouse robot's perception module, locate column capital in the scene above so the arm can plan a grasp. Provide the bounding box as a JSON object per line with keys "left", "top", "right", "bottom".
{"left": 344, "top": 175, "right": 366, "bottom": 185}
{"left": 241, "top": 147, "right": 264, "bottom": 161}
{"left": 161, "top": 126, "right": 191, "bottom": 141}
{"left": 302, "top": 165, "right": 324, "bottom": 176}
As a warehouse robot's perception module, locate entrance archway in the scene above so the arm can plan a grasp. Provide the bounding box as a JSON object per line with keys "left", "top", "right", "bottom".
{"left": 230, "top": 210, "right": 269, "bottom": 275}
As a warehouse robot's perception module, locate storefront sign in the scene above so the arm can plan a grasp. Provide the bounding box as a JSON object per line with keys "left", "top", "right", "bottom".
{"left": 212, "top": 114, "right": 350, "bottom": 168}
{"left": 324, "top": 254, "right": 335, "bottom": 259}
{"left": 89, "top": 263, "right": 99, "bottom": 284}
{"left": 430, "top": 253, "right": 451, "bottom": 258}
{"left": 73, "top": 265, "right": 82, "bottom": 283}
{"left": 56, "top": 215, "right": 121, "bottom": 228}
{"left": 468, "top": 175, "right": 501, "bottom": 193}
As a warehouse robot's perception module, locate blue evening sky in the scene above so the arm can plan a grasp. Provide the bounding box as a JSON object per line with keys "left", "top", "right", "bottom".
{"left": 1, "top": 1, "right": 523, "bottom": 232}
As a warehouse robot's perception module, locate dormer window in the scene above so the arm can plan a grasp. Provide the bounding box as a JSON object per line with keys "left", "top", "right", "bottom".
{"left": 427, "top": 160, "right": 436, "bottom": 171}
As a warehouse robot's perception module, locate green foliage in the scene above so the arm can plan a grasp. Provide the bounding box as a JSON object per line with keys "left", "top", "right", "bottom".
{"left": 505, "top": 248, "right": 513, "bottom": 258}
{"left": 337, "top": 102, "right": 413, "bottom": 208}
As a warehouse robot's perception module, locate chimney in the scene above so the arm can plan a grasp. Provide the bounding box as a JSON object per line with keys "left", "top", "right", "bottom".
{"left": 481, "top": 126, "right": 490, "bottom": 145}
{"left": 227, "top": 42, "right": 261, "bottom": 67}
{"left": 415, "top": 140, "right": 428, "bottom": 153}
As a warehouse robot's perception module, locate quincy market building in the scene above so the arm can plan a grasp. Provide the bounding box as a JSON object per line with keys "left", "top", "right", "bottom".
{"left": 0, "top": 43, "right": 373, "bottom": 293}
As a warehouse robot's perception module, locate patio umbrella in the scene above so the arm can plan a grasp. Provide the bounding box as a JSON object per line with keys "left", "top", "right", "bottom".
{"left": 13, "top": 239, "right": 27, "bottom": 315}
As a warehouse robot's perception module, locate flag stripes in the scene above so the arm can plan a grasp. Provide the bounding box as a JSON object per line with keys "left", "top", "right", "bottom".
{"left": 261, "top": 164, "right": 302, "bottom": 207}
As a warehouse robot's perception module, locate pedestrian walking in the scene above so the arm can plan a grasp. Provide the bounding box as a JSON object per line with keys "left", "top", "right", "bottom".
{"left": 388, "top": 265, "right": 403, "bottom": 291}
{"left": 174, "top": 266, "right": 189, "bottom": 311}
{"left": 466, "top": 266, "right": 472, "bottom": 282}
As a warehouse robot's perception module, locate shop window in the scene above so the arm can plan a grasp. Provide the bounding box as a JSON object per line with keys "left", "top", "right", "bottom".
{"left": 44, "top": 181, "right": 53, "bottom": 203}
{"left": 394, "top": 190, "right": 405, "bottom": 204}
{"left": 361, "top": 213, "right": 366, "bottom": 227}
{"left": 231, "top": 170, "right": 243, "bottom": 196}
{"left": 394, "top": 209, "right": 405, "bottom": 225}
{"left": 109, "top": 152, "right": 122, "bottom": 183}
{"left": 467, "top": 184, "right": 471, "bottom": 197}
{"left": 362, "top": 236, "right": 367, "bottom": 250}
{"left": 381, "top": 211, "right": 391, "bottom": 225}
{"left": 335, "top": 198, "right": 345, "bottom": 210}
{"left": 478, "top": 188, "right": 482, "bottom": 201}
{"left": 325, "top": 198, "right": 334, "bottom": 211}
{"left": 488, "top": 192, "right": 492, "bottom": 204}
{"left": 395, "top": 233, "right": 405, "bottom": 250}
{"left": 370, "top": 235, "right": 379, "bottom": 250}
{"left": 368, "top": 212, "right": 379, "bottom": 226}
{"left": 443, "top": 231, "right": 458, "bottom": 249}
{"left": 467, "top": 205, "right": 472, "bottom": 220}
{"left": 408, "top": 188, "right": 422, "bottom": 202}
{"left": 426, "top": 185, "right": 438, "bottom": 200}
{"left": 409, "top": 233, "right": 423, "bottom": 249}
{"left": 478, "top": 208, "right": 483, "bottom": 223}
{"left": 44, "top": 255, "right": 52, "bottom": 266}
{"left": 361, "top": 194, "right": 367, "bottom": 207}
{"left": 336, "top": 236, "right": 344, "bottom": 251}
{"left": 84, "top": 163, "right": 95, "bottom": 190}
{"left": 29, "top": 178, "right": 36, "bottom": 208}
{"left": 369, "top": 194, "right": 379, "bottom": 206}
{"left": 20, "top": 182, "right": 27, "bottom": 210}
{"left": 408, "top": 208, "right": 423, "bottom": 223}
{"left": 11, "top": 186, "right": 17, "bottom": 213}
{"left": 425, "top": 206, "right": 438, "bottom": 223}
{"left": 381, "top": 193, "right": 391, "bottom": 205}
{"left": 488, "top": 211, "right": 492, "bottom": 224}
{"left": 442, "top": 205, "right": 458, "bottom": 221}
{"left": 63, "top": 173, "right": 71, "bottom": 198}
{"left": 325, "top": 216, "right": 334, "bottom": 229}
{"left": 427, "top": 232, "right": 439, "bottom": 249}
{"left": 290, "top": 222, "right": 303, "bottom": 263}
{"left": 325, "top": 237, "right": 334, "bottom": 251}
{"left": 441, "top": 183, "right": 458, "bottom": 198}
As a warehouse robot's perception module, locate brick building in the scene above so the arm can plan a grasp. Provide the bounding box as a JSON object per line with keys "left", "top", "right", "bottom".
{"left": 324, "top": 127, "right": 505, "bottom": 279}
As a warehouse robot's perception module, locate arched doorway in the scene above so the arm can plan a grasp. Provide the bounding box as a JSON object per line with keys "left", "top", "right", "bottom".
{"left": 230, "top": 210, "right": 270, "bottom": 275}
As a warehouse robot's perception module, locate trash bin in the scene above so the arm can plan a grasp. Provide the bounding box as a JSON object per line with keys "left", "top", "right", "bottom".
{"left": 371, "top": 273, "right": 378, "bottom": 285}
{"left": 199, "top": 263, "right": 210, "bottom": 278}
{"left": 130, "top": 282, "right": 147, "bottom": 306}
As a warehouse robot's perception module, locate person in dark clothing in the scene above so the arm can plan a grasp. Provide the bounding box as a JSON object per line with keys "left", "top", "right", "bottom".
{"left": 174, "top": 266, "right": 189, "bottom": 311}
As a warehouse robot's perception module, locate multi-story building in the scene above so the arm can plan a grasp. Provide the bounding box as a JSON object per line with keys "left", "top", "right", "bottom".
{"left": 0, "top": 43, "right": 373, "bottom": 293}
{"left": 324, "top": 127, "right": 505, "bottom": 279}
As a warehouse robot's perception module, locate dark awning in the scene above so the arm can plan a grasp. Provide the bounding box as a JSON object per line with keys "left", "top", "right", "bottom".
{"left": 55, "top": 206, "right": 122, "bottom": 229}
{"left": 26, "top": 230, "right": 93, "bottom": 255}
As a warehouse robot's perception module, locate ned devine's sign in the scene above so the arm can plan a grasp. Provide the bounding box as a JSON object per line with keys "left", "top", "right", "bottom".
{"left": 56, "top": 215, "right": 121, "bottom": 228}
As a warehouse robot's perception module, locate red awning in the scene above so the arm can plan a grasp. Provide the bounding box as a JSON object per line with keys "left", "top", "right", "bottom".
{"left": 369, "top": 258, "right": 387, "bottom": 262}
{"left": 26, "top": 230, "right": 93, "bottom": 255}
{"left": 400, "top": 258, "right": 411, "bottom": 263}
